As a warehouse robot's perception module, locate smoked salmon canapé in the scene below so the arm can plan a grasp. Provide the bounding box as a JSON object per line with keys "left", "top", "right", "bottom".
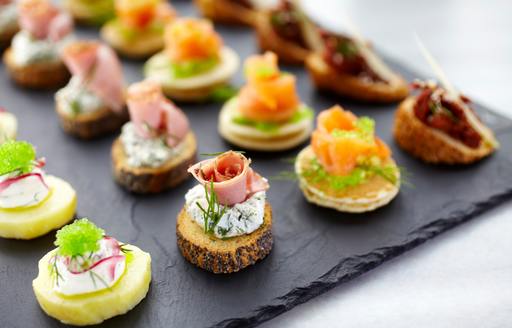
{"left": 194, "top": 0, "right": 266, "bottom": 26}
{"left": 111, "top": 80, "right": 197, "bottom": 193}
{"left": 306, "top": 29, "right": 409, "bottom": 103}
{"left": 100, "top": 0, "right": 176, "bottom": 59}
{"left": 0, "top": 108, "right": 17, "bottom": 143}
{"left": 255, "top": 0, "right": 323, "bottom": 65}
{"left": 3, "top": 0, "right": 73, "bottom": 89}
{"left": 218, "top": 51, "right": 314, "bottom": 151}
{"left": 0, "top": 0, "right": 19, "bottom": 50}
{"left": 295, "top": 106, "right": 401, "bottom": 213}
{"left": 177, "top": 151, "right": 273, "bottom": 273}
{"left": 63, "top": 0, "right": 115, "bottom": 26}
{"left": 55, "top": 40, "right": 129, "bottom": 139}
{"left": 394, "top": 80, "right": 498, "bottom": 164}
{"left": 144, "top": 18, "right": 240, "bottom": 102}
{"left": 0, "top": 140, "right": 77, "bottom": 239}
{"left": 33, "top": 219, "right": 152, "bottom": 326}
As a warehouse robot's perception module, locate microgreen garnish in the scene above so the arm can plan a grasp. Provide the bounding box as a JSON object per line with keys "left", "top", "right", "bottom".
{"left": 209, "top": 85, "right": 239, "bottom": 103}
{"left": 0, "top": 140, "right": 36, "bottom": 176}
{"left": 337, "top": 40, "right": 358, "bottom": 58}
{"left": 55, "top": 218, "right": 104, "bottom": 257}
{"left": 196, "top": 180, "right": 227, "bottom": 236}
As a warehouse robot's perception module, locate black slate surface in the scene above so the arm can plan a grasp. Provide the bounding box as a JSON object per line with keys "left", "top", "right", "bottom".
{"left": 1, "top": 2, "right": 512, "bottom": 328}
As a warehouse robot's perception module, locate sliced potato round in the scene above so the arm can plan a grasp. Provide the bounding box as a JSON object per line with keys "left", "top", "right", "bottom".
{"left": 33, "top": 244, "right": 151, "bottom": 326}
{"left": 0, "top": 175, "right": 76, "bottom": 239}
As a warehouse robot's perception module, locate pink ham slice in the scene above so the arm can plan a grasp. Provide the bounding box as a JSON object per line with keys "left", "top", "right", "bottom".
{"left": 127, "top": 80, "right": 190, "bottom": 147}
{"left": 18, "top": 0, "right": 73, "bottom": 42}
{"left": 62, "top": 41, "right": 125, "bottom": 112}
{"left": 188, "top": 151, "right": 269, "bottom": 206}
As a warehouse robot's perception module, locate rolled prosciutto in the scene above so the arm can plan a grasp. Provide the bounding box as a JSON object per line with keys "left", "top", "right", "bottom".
{"left": 126, "top": 80, "right": 189, "bottom": 147}
{"left": 188, "top": 151, "right": 269, "bottom": 206}
{"left": 18, "top": 0, "right": 73, "bottom": 41}
{"left": 62, "top": 41, "right": 125, "bottom": 112}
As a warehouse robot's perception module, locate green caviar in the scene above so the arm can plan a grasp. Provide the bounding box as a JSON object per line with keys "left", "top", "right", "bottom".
{"left": 209, "top": 85, "right": 238, "bottom": 103}
{"left": 331, "top": 116, "right": 375, "bottom": 143}
{"left": 0, "top": 140, "right": 36, "bottom": 176}
{"left": 55, "top": 218, "right": 105, "bottom": 257}
{"left": 169, "top": 57, "right": 219, "bottom": 79}
{"left": 232, "top": 105, "right": 314, "bottom": 133}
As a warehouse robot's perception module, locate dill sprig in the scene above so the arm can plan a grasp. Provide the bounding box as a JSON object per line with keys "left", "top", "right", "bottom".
{"left": 196, "top": 180, "right": 227, "bottom": 236}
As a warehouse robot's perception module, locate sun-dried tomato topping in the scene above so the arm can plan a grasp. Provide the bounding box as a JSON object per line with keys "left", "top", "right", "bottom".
{"left": 412, "top": 82, "right": 482, "bottom": 148}
{"left": 269, "top": 0, "right": 306, "bottom": 47}
{"left": 320, "top": 31, "right": 385, "bottom": 83}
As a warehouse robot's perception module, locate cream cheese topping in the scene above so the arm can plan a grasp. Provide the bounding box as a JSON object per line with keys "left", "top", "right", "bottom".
{"left": 55, "top": 77, "right": 106, "bottom": 116}
{"left": 11, "top": 30, "right": 72, "bottom": 65}
{"left": 52, "top": 237, "right": 126, "bottom": 296}
{"left": 120, "top": 122, "right": 186, "bottom": 168}
{"left": 0, "top": 168, "right": 50, "bottom": 209}
{"left": 0, "top": 111, "right": 17, "bottom": 143}
{"left": 0, "top": 2, "right": 17, "bottom": 32}
{"left": 185, "top": 184, "right": 266, "bottom": 239}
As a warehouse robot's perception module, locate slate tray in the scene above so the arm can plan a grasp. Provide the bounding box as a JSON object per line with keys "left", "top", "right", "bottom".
{"left": 1, "top": 2, "right": 512, "bottom": 327}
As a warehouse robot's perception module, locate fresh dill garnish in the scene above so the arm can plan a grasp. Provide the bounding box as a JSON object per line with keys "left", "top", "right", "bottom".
{"left": 0, "top": 140, "right": 36, "bottom": 176}
{"left": 70, "top": 99, "right": 82, "bottom": 116}
{"left": 55, "top": 218, "right": 104, "bottom": 257}
{"left": 196, "top": 180, "right": 228, "bottom": 236}
{"left": 270, "top": 171, "right": 298, "bottom": 181}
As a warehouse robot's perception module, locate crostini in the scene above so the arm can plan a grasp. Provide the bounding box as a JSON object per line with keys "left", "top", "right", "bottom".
{"left": 256, "top": 0, "right": 322, "bottom": 64}
{"left": 219, "top": 51, "right": 314, "bottom": 151}
{"left": 112, "top": 80, "right": 197, "bottom": 193}
{"left": 55, "top": 40, "right": 128, "bottom": 139}
{"left": 0, "top": 108, "right": 17, "bottom": 143}
{"left": 0, "top": 0, "right": 18, "bottom": 50}
{"left": 394, "top": 80, "right": 498, "bottom": 164}
{"left": 295, "top": 106, "right": 401, "bottom": 213}
{"left": 100, "top": 0, "right": 175, "bottom": 59}
{"left": 0, "top": 140, "right": 77, "bottom": 239}
{"left": 177, "top": 151, "right": 272, "bottom": 273}
{"left": 306, "top": 30, "right": 409, "bottom": 103}
{"left": 63, "top": 0, "right": 115, "bottom": 25}
{"left": 144, "top": 18, "right": 239, "bottom": 102}
{"left": 33, "top": 218, "right": 152, "bottom": 326}
{"left": 194, "top": 0, "right": 262, "bottom": 26}
{"left": 3, "top": 0, "right": 73, "bottom": 89}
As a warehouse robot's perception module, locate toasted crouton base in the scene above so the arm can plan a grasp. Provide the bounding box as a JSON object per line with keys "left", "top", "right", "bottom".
{"left": 194, "top": 0, "right": 260, "bottom": 26}
{"left": 111, "top": 132, "right": 197, "bottom": 193}
{"left": 393, "top": 97, "right": 496, "bottom": 164}
{"left": 3, "top": 48, "right": 69, "bottom": 89}
{"left": 255, "top": 12, "right": 310, "bottom": 65}
{"left": 295, "top": 146, "right": 400, "bottom": 213}
{"left": 306, "top": 53, "right": 409, "bottom": 103}
{"left": 100, "top": 22, "right": 164, "bottom": 59}
{"left": 176, "top": 203, "right": 273, "bottom": 274}
{"left": 56, "top": 99, "right": 128, "bottom": 139}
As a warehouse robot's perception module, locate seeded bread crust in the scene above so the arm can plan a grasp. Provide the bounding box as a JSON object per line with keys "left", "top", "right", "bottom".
{"left": 393, "top": 97, "right": 496, "bottom": 164}
{"left": 306, "top": 52, "right": 409, "bottom": 103}
{"left": 3, "top": 47, "right": 70, "bottom": 89}
{"left": 255, "top": 12, "right": 310, "bottom": 65}
{"left": 194, "top": 0, "right": 260, "bottom": 26}
{"left": 56, "top": 99, "right": 128, "bottom": 139}
{"left": 176, "top": 203, "right": 273, "bottom": 274}
{"left": 111, "top": 132, "right": 197, "bottom": 193}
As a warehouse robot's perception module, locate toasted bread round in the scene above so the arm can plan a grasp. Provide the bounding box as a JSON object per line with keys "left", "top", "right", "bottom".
{"left": 144, "top": 47, "right": 240, "bottom": 102}
{"left": 100, "top": 21, "right": 164, "bottom": 59}
{"left": 0, "top": 23, "right": 18, "bottom": 50}
{"left": 194, "top": 0, "right": 260, "bottom": 26}
{"left": 393, "top": 97, "right": 496, "bottom": 164}
{"left": 255, "top": 12, "right": 310, "bottom": 65}
{"left": 111, "top": 132, "right": 197, "bottom": 193}
{"left": 306, "top": 53, "right": 409, "bottom": 103}
{"left": 33, "top": 244, "right": 151, "bottom": 326}
{"left": 55, "top": 97, "right": 128, "bottom": 139}
{"left": 295, "top": 146, "right": 400, "bottom": 213}
{"left": 218, "top": 98, "right": 313, "bottom": 151}
{"left": 3, "top": 47, "right": 70, "bottom": 89}
{"left": 62, "top": 0, "right": 114, "bottom": 25}
{"left": 0, "top": 176, "right": 77, "bottom": 239}
{"left": 177, "top": 202, "right": 273, "bottom": 274}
